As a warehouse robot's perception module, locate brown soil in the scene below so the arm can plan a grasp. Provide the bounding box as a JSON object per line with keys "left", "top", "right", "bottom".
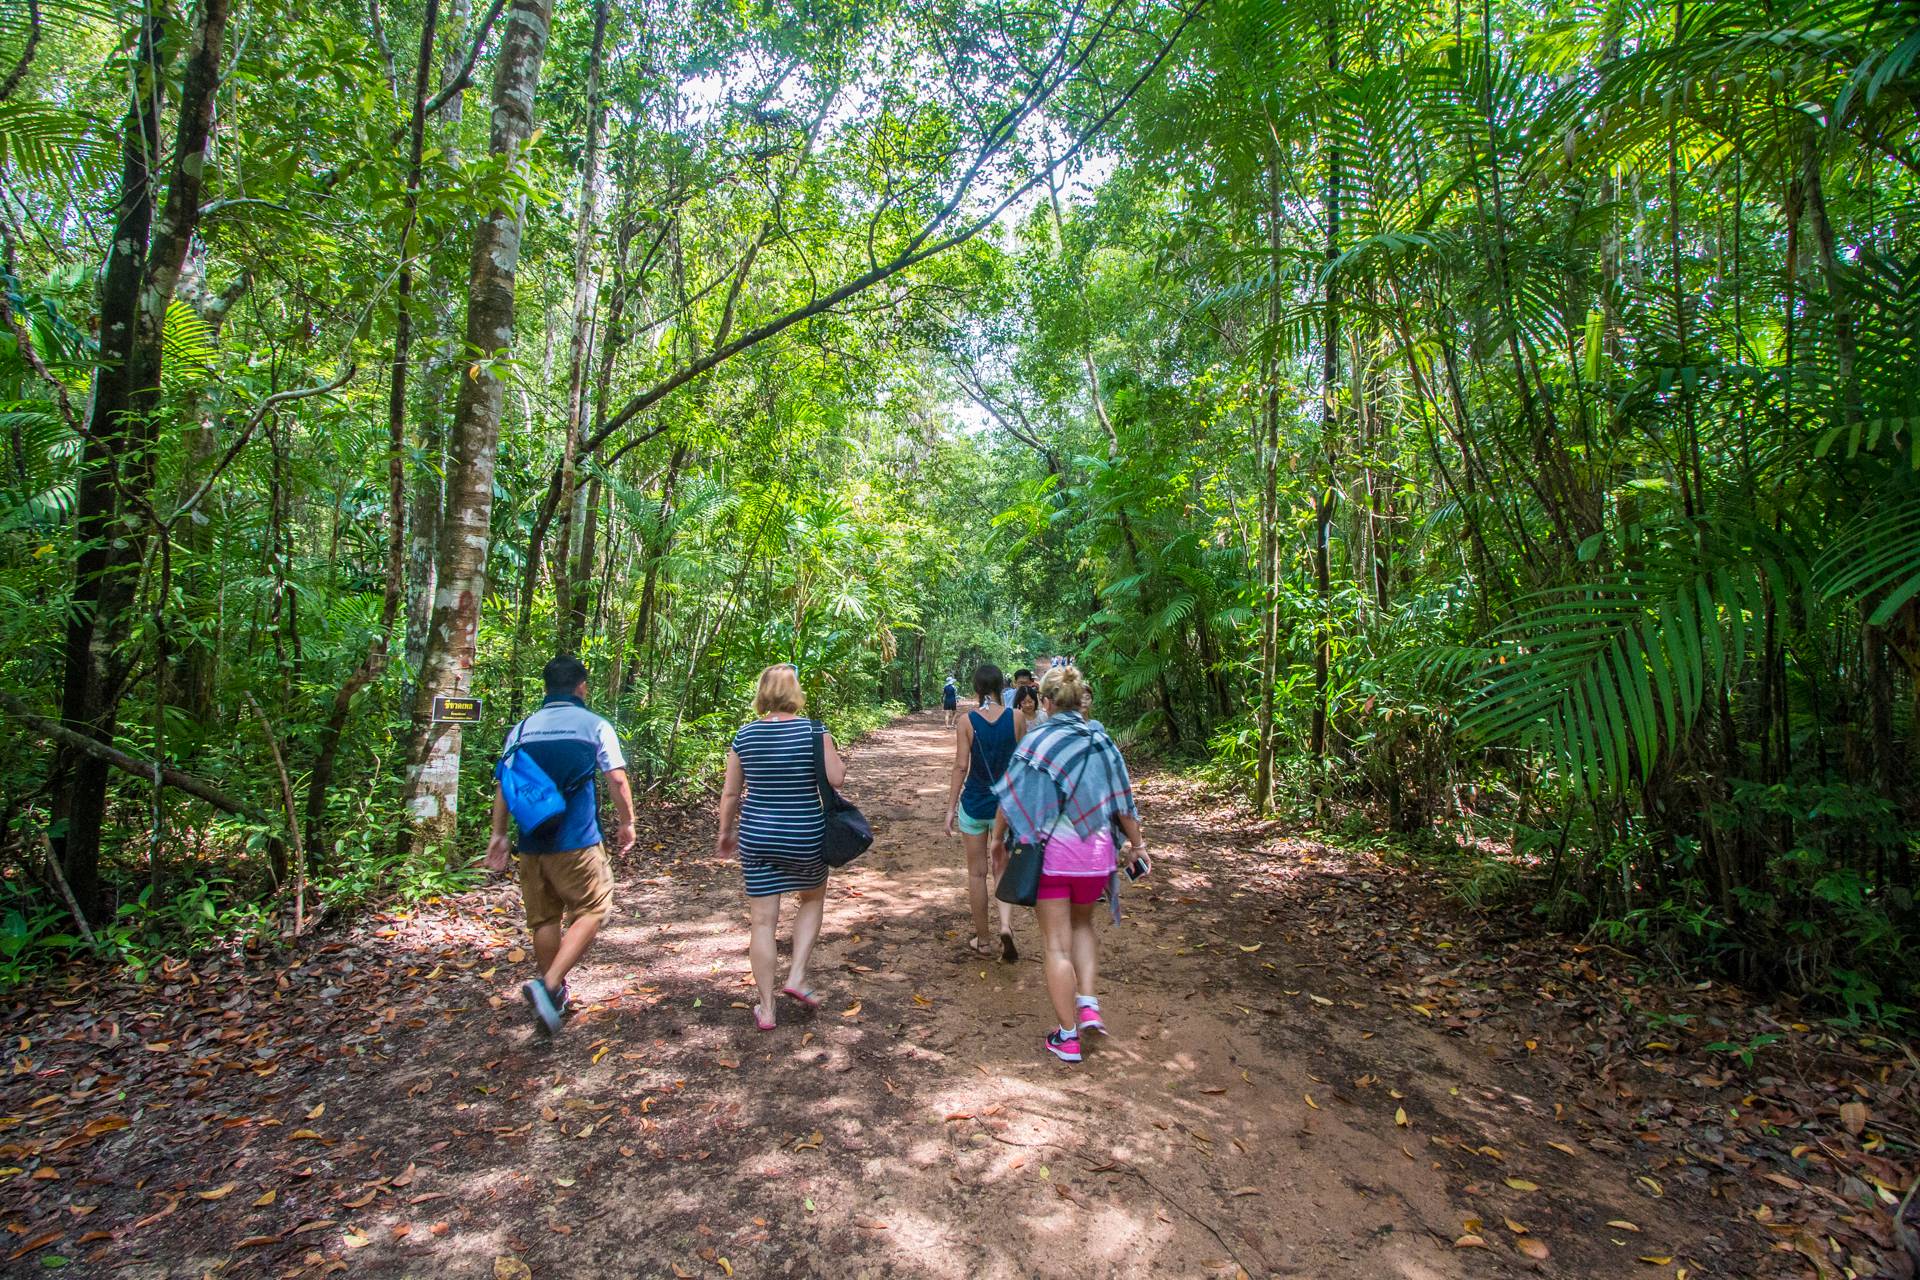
{"left": 2, "top": 709, "right": 1911, "bottom": 1278}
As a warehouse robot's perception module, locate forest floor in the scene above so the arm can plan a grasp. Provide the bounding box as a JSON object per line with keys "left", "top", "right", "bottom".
{"left": 1, "top": 708, "right": 1915, "bottom": 1279}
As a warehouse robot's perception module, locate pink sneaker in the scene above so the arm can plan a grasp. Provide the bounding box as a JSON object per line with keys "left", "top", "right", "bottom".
{"left": 1045, "top": 1028, "right": 1083, "bottom": 1062}
{"left": 1076, "top": 1002, "right": 1106, "bottom": 1035}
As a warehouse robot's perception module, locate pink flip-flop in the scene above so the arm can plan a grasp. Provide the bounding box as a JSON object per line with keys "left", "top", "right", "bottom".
{"left": 780, "top": 986, "right": 821, "bottom": 1010}
{"left": 754, "top": 1004, "right": 776, "bottom": 1031}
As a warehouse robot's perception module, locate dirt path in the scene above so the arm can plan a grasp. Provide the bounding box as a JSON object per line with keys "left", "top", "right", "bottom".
{"left": 3, "top": 709, "right": 1909, "bottom": 1278}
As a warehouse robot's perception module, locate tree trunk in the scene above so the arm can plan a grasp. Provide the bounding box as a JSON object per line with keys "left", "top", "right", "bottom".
{"left": 402, "top": 0, "right": 555, "bottom": 851}
{"left": 305, "top": 0, "right": 440, "bottom": 859}
{"left": 571, "top": 472, "right": 603, "bottom": 641}
{"left": 1309, "top": 1, "right": 1340, "bottom": 810}
{"left": 624, "top": 442, "right": 687, "bottom": 696}
{"left": 53, "top": 0, "right": 229, "bottom": 918}
{"left": 174, "top": 268, "right": 251, "bottom": 723}
{"left": 551, "top": 0, "right": 610, "bottom": 657}
{"left": 404, "top": 0, "right": 473, "bottom": 673}
{"left": 1254, "top": 156, "right": 1283, "bottom": 815}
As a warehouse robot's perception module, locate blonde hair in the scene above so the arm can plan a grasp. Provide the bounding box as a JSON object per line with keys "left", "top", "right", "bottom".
{"left": 1038, "top": 664, "right": 1088, "bottom": 713}
{"left": 755, "top": 664, "right": 806, "bottom": 715}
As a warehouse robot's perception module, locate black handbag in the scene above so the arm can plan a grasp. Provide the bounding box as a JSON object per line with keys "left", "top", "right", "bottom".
{"left": 995, "top": 756, "right": 1070, "bottom": 908}
{"left": 995, "top": 831, "right": 1045, "bottom": 907}
{"left": 812, "top": 720, "right": 873, "bottom": 868}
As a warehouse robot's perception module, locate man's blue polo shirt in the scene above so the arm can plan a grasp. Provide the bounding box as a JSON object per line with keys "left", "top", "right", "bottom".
{"left": 497, "top": 695, "right": 625, "bottom": 853}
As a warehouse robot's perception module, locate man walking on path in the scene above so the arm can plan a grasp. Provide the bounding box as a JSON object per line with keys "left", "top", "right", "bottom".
{"left": 487, "top": 655, "right": 636, "bottom": 1033}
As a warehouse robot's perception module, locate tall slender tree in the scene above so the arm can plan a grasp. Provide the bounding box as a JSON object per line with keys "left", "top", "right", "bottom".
{"left": 403, "top": 0, "right": 556, "bottom": 847}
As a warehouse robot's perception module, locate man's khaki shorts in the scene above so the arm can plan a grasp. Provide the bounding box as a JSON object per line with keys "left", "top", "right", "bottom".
{"left": 518, "top": 844, "right": 615, "bottom": 930}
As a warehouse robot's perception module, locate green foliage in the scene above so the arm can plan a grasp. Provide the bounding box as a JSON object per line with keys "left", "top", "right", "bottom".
{"left": 1, "top": 0, "right": 1917, "bottom": 1028}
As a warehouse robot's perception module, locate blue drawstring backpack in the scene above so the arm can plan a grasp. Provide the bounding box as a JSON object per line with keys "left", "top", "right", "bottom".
{"left": 497, "top": 744, "right": 567, "bottom": 842}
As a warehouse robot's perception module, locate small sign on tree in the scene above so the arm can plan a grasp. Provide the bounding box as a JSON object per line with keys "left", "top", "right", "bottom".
{"left": 431, "top": 695, "right": 484, "bottom": 724}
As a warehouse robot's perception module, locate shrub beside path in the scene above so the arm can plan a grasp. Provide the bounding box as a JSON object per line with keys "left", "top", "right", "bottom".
{"left": 1, "top": 708, "right": 1910, "bottom": 1277}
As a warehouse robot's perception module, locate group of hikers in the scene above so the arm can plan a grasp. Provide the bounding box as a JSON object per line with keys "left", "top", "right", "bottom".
{"left": 487, "top": 651, "right": 1144, "bottom": 1065}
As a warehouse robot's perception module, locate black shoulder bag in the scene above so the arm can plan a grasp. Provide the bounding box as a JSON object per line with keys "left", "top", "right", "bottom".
{"left": 812, "top": 721, "right": 873, "bottom": 868}
{"left": 997, "top": 760, "right": 1068, "bottom": 909}
{"left": 995, "top": 827, "right": 1045, "bottom": 907}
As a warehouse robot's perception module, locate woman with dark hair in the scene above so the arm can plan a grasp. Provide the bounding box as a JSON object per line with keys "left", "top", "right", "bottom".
{"left": 1011, "top": 681, "right": 1042, "bottom": 723}
{"left": 944, "top": 663, "right": 1025, "bottom": 960}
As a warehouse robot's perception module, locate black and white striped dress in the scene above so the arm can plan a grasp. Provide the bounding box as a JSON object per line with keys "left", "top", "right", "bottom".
{"left": 732, "top": 716, "right": 827, "bottom": 896}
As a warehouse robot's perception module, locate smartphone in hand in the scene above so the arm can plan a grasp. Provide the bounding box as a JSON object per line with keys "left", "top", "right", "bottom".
{"left": 1123, "top": 852, "right": 1151, "bottom": 882}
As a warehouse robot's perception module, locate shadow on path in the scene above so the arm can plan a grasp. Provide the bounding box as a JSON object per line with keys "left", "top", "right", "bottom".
{"left": 0, "top": 710, "right": 1739, "bottom": 1278}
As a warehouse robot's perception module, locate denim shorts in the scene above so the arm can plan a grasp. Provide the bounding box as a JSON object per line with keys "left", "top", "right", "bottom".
{"left": 955, "top": 806, "right": 995, "bottom": 836}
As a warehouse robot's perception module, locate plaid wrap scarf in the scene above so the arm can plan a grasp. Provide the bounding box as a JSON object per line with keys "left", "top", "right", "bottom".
{"left": 992, "top": 711, "right": 1138, "bottom": 845}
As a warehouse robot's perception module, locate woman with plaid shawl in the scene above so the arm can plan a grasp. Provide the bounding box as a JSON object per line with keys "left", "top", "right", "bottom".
{"left": 993, "top": 665, "right": 1147, "bottom": 1063}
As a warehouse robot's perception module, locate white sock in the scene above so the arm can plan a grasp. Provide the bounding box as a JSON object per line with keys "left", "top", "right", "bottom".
{"left": 1076, "top": 994, "right": 1098, "bottom": 1007}
{"left": 1059, "top": 1025, "right": 1077, "bottom": 1038}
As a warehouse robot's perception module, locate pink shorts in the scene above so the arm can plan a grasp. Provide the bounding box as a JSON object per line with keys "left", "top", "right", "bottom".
{"left": 1036, "top": 872, "right": 1105, "bottom": 906}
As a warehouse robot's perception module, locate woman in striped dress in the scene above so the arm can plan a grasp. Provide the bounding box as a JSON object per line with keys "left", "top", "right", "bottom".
{"left": 715, "top": 664, "right": 847, "bottom": 1030}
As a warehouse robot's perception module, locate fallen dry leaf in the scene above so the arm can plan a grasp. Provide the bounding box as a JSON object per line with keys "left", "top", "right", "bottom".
{"left": 197, "top": 1182, "right": 238, "bottom": 1201}
{"left": 1504, "top": 1177, "right": 1539, "bottom": 1192}
{"left": 6, "top": 1230, "right": 61, "bottom": 1261}
{"left": 1794, "top": 1233, "right": 1840, "bottom": 1279}
{"left": 1517, "top": 1237, "right": 1549, "bottom": 1261}
{"left": 494, "top": 1257, "right": 532, "bottom": 1280}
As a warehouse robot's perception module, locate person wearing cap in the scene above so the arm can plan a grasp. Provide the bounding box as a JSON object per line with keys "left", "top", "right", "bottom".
{"left": 487, "top": 655, "right": 635, "bottom": 1034}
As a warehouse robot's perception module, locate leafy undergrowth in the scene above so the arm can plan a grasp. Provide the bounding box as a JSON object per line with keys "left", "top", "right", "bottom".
{"left": 0, "top": 727, "right": 1911, "bottom": 1278}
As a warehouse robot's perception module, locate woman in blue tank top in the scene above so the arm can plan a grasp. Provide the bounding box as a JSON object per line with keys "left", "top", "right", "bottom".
{"left": 944, "top": 663, "right": 1026, "bottom": 960}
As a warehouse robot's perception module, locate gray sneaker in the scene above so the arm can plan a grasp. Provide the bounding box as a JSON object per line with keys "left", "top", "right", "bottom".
{"left": 521, "top": 978, "right": 562, "bottom": 1034}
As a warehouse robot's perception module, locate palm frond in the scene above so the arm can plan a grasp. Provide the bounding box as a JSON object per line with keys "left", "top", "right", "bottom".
{"left": 1817, "top": 489, "right": 1920, "bottom": 626}
{"left": 1460, "top": 546, "right": 1801, "bottom": 795}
